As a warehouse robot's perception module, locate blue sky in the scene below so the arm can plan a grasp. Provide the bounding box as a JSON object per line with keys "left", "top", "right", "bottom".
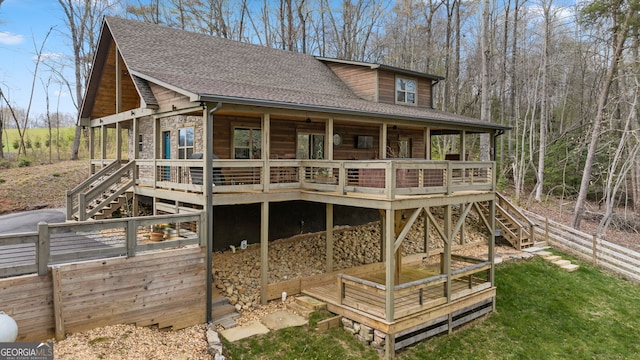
{"left": 0, "top": 0, "right": 76, "bottom": 118}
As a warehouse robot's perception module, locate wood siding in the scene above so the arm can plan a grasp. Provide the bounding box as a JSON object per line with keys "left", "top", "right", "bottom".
{"left": 334, "top": 123, "right": 380, "bottom": 160}
{"left": 0, "top": 274, "right": 55, "bottom": 342}
{"left": 52, "top": 247, "right": 206, "bottom": 337}
{"left": 91, "top": 41, "right": 140, "bottom": 119}
{"left": 386, "top": 127, "right": 426, "bottom": 159}
{"left": 213, "top": 115, "right": 260, "bottom": 158}
{"left": 149, "top": 83, "right": 193, "bottom": 113}
{"left": 378, "top": 69, "right": 432, "bottom": 109}
{"left": 325, "top": 63, "right": 377, "bottom": 101}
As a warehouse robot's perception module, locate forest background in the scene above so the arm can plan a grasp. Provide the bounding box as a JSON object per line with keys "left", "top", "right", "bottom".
{"left": 0, "top": 0, "right": 638, "bottom": 236}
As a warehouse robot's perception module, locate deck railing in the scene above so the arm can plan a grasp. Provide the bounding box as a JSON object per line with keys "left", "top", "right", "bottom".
{"left": 135, "top": 159, "right": 495, "bottom": 198}
{"left": 336, "top": 256, "right": 491, "bottom": 321}
{"left": 0, "top": 212, "right": 204, "bottom": 278}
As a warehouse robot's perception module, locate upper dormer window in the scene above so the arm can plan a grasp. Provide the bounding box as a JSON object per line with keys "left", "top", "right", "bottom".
{"left": 396, "top": 77, "right": 417, "bottom": 105}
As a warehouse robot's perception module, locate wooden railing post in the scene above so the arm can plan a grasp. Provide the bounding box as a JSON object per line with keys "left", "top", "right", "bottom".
{"left": 338, "top": 162, "right": 346, "bottom": 195}
{"left": 37, "top": 222, "right": 50, "bottom": 275}
{"left": 198, "top": 211, "right": 206, "bottom": 251}
{"left": 78, "top": 193, "right": 87, "bottom": 221}
{"left": 337, "top": 275, "right": 343, "bottom": 305}
{"left": 65, "top": 191, "right": 74, "bottom": 221}
{"left": 592, "top": 234, "right": 598, "bottom": 266}
{"left": 446, "top": 162, "right": 453, "bottom": 195}
{"left": 126, "top": 218, "right": 137, "bottom": 257}
{"left": 545, "top": 217, "right": 550, "bottom": 244}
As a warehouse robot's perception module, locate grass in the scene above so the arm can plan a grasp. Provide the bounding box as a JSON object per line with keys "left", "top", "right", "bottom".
{"left": 1, "top": 127, "right": 77, "bottom": 153}
{"left": 223, "top": 255, "right": 640, "bottom": 360}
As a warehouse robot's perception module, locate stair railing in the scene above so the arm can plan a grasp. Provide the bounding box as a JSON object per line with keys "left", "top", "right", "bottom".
{"left": 78, "top": 161, "right": 136, "bottom": 221}
{"left": 66, "top": 160, "right": 122, "bottom": 220}
{"left": 495, "top": 192, "right": 537, "bottom": 247}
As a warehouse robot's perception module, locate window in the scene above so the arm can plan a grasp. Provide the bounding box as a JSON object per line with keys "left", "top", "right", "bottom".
{"left": 396, "top": 77, "right": 417, "bottom": 105}
{"left": 234, "top": 127, "right": 262, "bottom": 159}
{"left": 297, "top": 133, "right": 325, "bottom": 159}
{"left": 178, "top": 127, "right": 194, "bottom": 159}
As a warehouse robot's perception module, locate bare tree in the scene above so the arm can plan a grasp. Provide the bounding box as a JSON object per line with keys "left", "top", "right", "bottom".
{"left": 572, "top": 3, "right": 635, "bottom": 229}
{"left": 58, "top": 0, "right": 119, "bottom": 160}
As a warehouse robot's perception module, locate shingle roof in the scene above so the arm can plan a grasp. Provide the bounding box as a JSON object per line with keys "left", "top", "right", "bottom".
{"left": 101, "top": 16, "right": 506, "bottom": 131}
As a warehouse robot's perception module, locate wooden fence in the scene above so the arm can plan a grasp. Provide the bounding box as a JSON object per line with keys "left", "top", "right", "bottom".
{"left": 0, "top": 247, "right": 206, "bottom": 342}
{"left": 522, "top": 210, "right": 640, "bottom": 282}
{"left": 0, "top": 212, "right": 204, "bottom": 278}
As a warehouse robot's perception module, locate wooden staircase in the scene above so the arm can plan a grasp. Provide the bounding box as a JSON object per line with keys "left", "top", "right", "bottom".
{"left": 481, "top": 193, "right": 538, "bottom": 250}
{"left": 66, "top": 160, "right": 136, "bottom": 221}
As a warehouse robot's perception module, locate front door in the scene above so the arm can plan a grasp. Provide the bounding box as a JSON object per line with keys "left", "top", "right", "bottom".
{"left": 162, "top": 131, "right": 171, "bottom": 180}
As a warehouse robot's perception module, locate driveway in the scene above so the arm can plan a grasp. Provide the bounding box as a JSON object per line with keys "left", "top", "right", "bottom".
{"left": 0, "top": 208, "right": 66, "bottom": 235}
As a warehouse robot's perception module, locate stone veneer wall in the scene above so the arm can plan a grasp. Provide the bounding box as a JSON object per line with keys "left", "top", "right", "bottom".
{"left": 341, "top": 318, "right": 386, "bottom": 354}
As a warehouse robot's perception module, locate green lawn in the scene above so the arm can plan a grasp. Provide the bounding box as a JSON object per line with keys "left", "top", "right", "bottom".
{"left": 1, "top": 127, "right": 77, "bottom": 153}
{"left": 223, "top": 255, "right": 640, "bottom": 360}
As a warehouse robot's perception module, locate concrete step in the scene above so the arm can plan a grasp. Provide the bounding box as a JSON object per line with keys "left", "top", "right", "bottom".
{"left": 562, "top": 264, "right": 580, "bottom": 272}
{"left": 295, "top": 295, "right": 327, "bottom": 311}
{"left": 535, "top": 251, "right": 554, "bottom": 258}
{"left": 287, "top": 302, "right": 316, "bottom": 319}
{"left": 552, "top": 259, "right": 571, "bottom": 267}
{"left": 545, "top": 255, "right": 562, "bottom": 262}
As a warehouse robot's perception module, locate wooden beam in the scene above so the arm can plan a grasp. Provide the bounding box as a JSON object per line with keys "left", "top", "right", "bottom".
{"left": 450, "top": 203, "right": 473, "bottom": 243}
{"left": 116, "top": 47, "right": 122, "bottom": 114}
{"left": 424, "top": 127, "right": 431, "bottom": 160}
{"left": 204, "top": 107, "right": 213, "bottom": 322}
{"left": 380, "top": 123, "right": 387, "bottom": 159}
{"left": 395, "top": 210, "right": 402, "bottom": 284}
{"left": 52, "top": 266, "right": 65, "bottom": 340}
{"left": 261, "top": 201, "right": 269, "bottom": 305}
{"left": 384, "top": 209, "right": 395, "bottom": 322}
{"left": 473, "top": 202, "right": 492, "bottom": 234}
{"left": 379, "top": 210, "right": 385, "bottom": 262}
{"left": 444, "top": 205, "right": 452, "bottom": 302}
{"left": 262, "top": 113, "right": 270, "bottom": 193}
{"left": 425, "top": 208, "right": 448, "bottom": 245}
{"left": 326, "top": 203, "right": 334, "bottom": 273}
{"left": 327, "top": 117, "right": 334, "bottom": 160}
{"left": 393, "top": 208, "right": 422, "bottom": 253}
{"left": 89, "top": 108, "right": 154, "bottom": 127}
{"left": 460, "top": 130, "right": 466, "bottom": 161}
{"left": 489, "top": 198, "right": 496, "bottom": 288}
{"left": 101, "top": 125, "right": 107, "bottom": 160}
{"left": 423, "top": 208, "right": 430, "bottom": 256}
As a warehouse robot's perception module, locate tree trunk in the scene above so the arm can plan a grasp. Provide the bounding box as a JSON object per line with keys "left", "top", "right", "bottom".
{"left": 479, "top": 0, "right": 491, "bottom": 161}
{"left": 572, "top": 6, "right": 633, "bottom": 229}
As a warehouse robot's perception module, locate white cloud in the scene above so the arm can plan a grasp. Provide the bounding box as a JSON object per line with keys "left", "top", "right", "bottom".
{"left": 0, "top": 31, "right": 24, "bottom": 45}
{"left": 38, "top": 52, "right": 64, "bottom": 61}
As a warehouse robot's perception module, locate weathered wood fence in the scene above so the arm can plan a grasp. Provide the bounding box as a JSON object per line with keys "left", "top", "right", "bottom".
{"left": 0, "top": 212, "right": 207, "bottom": 342}
{"left": 523, "top": 210, "right": 640, "bottom": 282}
{"left": 0, "top": 212, "right": 205, "bottom": 278}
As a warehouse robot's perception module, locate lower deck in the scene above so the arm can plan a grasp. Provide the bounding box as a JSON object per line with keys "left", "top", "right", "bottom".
{"left": 298, "top": 255, "right": 495, "bottom": 354}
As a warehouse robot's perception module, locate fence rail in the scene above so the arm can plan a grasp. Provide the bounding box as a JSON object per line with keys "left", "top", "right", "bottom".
{"left": 522, "top": 210, "right": 640, "bottom": 282}
{"left": 0, "top": 212, "right": 204, "bottom": 278}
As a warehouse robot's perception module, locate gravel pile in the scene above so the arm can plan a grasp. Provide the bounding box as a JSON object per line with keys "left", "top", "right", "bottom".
{"left": 213, "top": 213, "right": 489, "bottom": 310}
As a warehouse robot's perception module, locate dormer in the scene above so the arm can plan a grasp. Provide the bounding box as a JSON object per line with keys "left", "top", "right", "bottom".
{"left": 317, "top": 57, "right": 443, "bottom": 109}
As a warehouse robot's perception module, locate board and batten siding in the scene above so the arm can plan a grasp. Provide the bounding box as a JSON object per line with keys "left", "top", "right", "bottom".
{"left": 378, "top": 69, "right": 432, "bottom": 109}
{"left": 91, "top": 42, "right": 140, "bottom": 118}
{"left": 325, "top": 63, "right": 378, "bottom": 101}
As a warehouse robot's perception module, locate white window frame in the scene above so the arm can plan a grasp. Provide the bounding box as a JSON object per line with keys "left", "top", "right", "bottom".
{"left": 178, "top": 127, "right": 194, "bottom": 159}
{"left": 395, "top": 76, "right": 417, "bottom": 105}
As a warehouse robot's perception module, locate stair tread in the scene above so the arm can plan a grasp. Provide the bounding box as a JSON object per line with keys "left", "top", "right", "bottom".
{"left": 562, "top": 264, "right": 580, "bottom": 272}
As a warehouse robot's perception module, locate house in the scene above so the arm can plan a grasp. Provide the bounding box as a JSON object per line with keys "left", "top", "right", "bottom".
{"left": 71, "top": 16, "right": 514, "bottom": 358}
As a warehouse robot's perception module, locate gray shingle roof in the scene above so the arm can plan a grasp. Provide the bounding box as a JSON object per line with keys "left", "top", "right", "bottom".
{"left": 104, "top": 16, "right": 506, "bottom": 131}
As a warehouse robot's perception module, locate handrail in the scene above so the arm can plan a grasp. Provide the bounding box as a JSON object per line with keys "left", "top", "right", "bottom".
{"left": 338, "top": 273, "right": 386, "bottom": 290}
{"left": 78, "top": 161, "right": 135, "bottom": 221}
{"left": 66, "top": 160, "right": 121, "bottom": 220}
{"left": 496, "top": 192, "right": 535, "bottom": 227}
{"left": 394, "top": 273, "right": 446, "bottom": 291}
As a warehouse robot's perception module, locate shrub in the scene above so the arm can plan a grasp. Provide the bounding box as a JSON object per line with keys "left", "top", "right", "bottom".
{"left": 12, "top": 139, "right": 19, "bottom": 150}
{"left": 0, "top": 178, "right": 5, "bottom": 184}
{"left": 17, "top": 158, "right": 31, "bottom": 167}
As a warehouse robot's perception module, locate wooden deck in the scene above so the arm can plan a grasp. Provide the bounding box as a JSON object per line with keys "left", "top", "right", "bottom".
{"left": 301, "top": 261, "right": 494, "bottom": 341}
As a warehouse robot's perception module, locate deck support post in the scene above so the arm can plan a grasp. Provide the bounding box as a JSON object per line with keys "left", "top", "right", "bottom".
{"left": 326, "top": 203, "right": 333, "bottom": 272}
{"left": 444, "top": 205, "right": 452, "bottom": 303}
{"left": 379, "top": 210, "right": 385, "bottom": 262}
{"left": 394, "top": 210, "right": 403, "bottom": 284}
{"left": 384, "top": 332, "right": 396, "bottom": 359}
{"left": 89, "top": 127, "right": 95, "bottom": 173}
{"left": 262, "top": 113, "right": 270, "bottom": 192}
{"left": 205, "top": 106, "right": 214, "bottom": 322}
{"left": 384, "top": 209, "right": 395, "bottom": 323}
{"left": 489, "top": 198, "right": 496, "bottom": 288}
{"left": 101, "top": 125, "right": 107, "bottom": 161}
{"left": 423, "top": 208, "right": 429, "bottom": 256}
{"left": 260, "top": 201, "right": 269, "bottom": 305}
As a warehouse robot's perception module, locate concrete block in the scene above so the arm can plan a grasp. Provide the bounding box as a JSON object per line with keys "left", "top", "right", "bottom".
{"left": 562, "top": 264, "right": 580, "bottom": 272}
{"left": 552, "top": 259, "right": 571, "bottom": 267}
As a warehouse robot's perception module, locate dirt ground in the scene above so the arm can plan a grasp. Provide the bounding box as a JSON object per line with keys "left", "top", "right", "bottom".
{"left": 0, "top": 160, "right": 90, "bottom": 215}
